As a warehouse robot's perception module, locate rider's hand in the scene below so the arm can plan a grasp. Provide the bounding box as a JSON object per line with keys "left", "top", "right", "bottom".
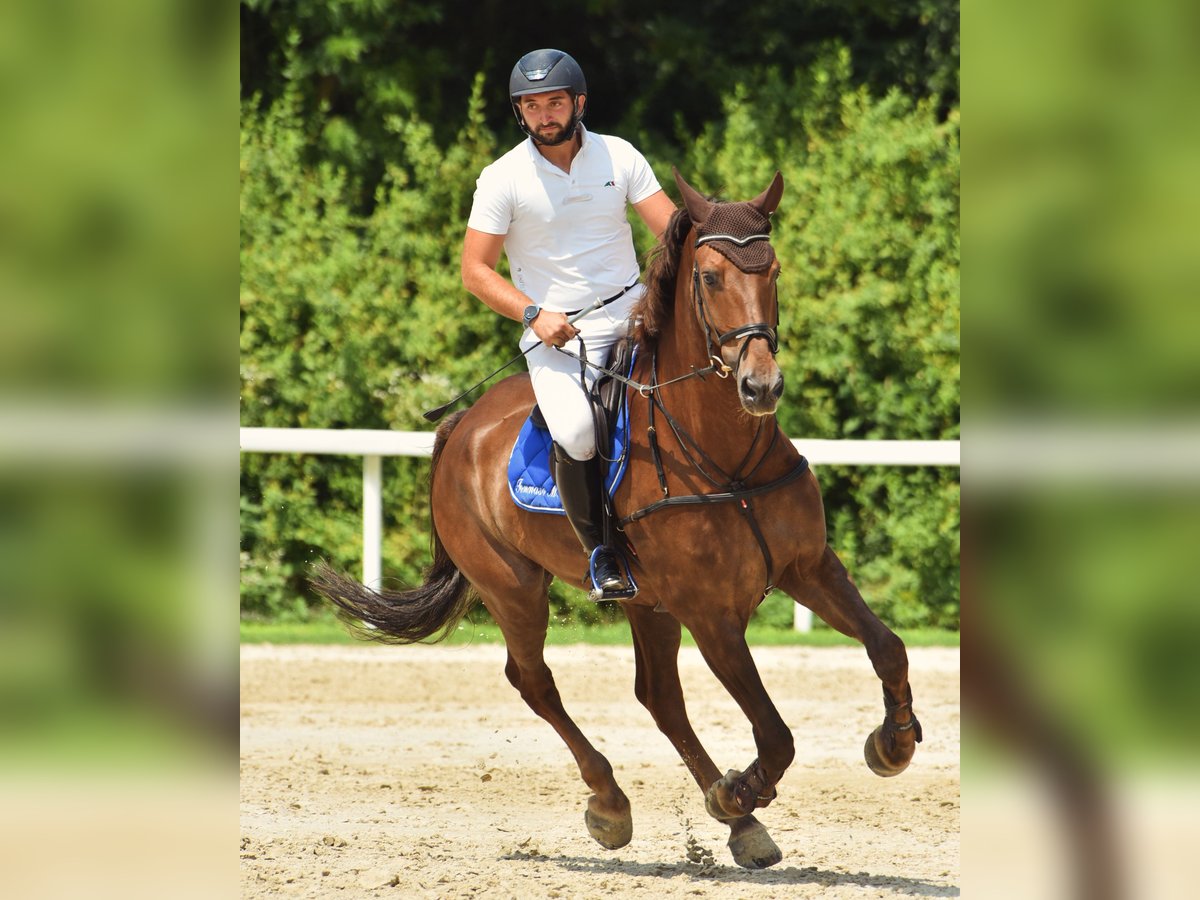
{"left": 531, "top": 311, "right": 579, "bottom": 348}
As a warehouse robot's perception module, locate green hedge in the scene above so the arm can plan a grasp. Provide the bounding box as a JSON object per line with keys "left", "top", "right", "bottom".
{"left": 240, "top": 54, "right": 959, "bottom": 629}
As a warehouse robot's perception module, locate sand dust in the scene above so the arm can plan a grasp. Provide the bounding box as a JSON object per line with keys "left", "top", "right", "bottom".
{"left": 240, "top": 641, "right": 959, "bottom": 898}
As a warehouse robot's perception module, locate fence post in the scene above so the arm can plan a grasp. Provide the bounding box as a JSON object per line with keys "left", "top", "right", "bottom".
{"left": 363, "top": 455, "right": 382, "bottom": 589}
{"left": 793, "top": 604, "right": 813, "bottom": 632}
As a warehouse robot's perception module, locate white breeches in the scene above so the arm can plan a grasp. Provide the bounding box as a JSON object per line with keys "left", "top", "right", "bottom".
{"left": 519, "top": 285, "right": 643, "bottom": 460}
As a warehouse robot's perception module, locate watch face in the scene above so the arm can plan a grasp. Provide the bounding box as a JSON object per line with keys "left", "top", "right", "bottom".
{"left": 523, "top": 305, "right": 539, "bottom": 325}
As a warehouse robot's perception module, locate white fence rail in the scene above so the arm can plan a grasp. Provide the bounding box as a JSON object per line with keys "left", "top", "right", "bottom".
{"left": 239, "top": 427, "right": 960, "bottom": 630}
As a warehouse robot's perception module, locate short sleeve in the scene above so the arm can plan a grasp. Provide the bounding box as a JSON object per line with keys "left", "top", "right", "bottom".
{"left": 624, "top": 145, "right": 662, "bottom": 205}
{"left": 466, "top": 165, "right": 512, "bottom": 235}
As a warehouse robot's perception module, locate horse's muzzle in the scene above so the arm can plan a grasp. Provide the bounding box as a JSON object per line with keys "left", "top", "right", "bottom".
{"left": 738, "top": 370, "right": 784, "bottom": 415}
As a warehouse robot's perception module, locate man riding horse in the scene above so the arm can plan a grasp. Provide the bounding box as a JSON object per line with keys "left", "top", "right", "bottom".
{"left": 460, "top": 49, "right": 676, "bottom": 598}
{"left": 316, "top": 50, "right": 923, "bottom": 871}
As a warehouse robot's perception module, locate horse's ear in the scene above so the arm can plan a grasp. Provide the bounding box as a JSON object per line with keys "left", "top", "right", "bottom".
{"left": 672, "top": 167, "right": 714, "bottom": 227}
{"left": 750, "top": 171, "right": 784, "bottom": 216}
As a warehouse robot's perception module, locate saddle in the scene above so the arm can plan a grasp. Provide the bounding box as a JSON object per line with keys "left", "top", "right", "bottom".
{"left": 591, "top": 334, "right": 636, "bottom": 474}
{"left": 506, "top": 337, "right": 636, "bottom": 517}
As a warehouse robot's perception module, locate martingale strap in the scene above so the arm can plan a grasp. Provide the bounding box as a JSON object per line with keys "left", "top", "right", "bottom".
{"left": 623, "top": 246, "right": 793, "bottom": 594}
{"left": 619, "top": 458, "right": 810, "bottom": 526}
{"left": 618, "top": 452, "right": 809, "bottom": 595}
{"left": 646, "top": 390, "right": 669, "bottom": 498}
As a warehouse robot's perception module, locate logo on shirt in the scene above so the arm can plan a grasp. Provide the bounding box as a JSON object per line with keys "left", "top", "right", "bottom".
{"left": 603, "top": 180, "right": 616, "bottom": 187}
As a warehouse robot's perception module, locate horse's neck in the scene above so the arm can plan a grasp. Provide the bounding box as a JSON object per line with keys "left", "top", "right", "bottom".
{"left": 652, "top": 255, "right": 773, "bottom": 479}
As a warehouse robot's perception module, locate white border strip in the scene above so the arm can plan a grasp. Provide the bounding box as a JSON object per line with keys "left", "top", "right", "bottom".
{"left": 239, "top": 427, "right": 436, "bottom": 458}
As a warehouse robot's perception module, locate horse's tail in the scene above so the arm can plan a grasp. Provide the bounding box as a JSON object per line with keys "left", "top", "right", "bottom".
{"left": 310, "top": 411, "right": 473, "bottom": 644}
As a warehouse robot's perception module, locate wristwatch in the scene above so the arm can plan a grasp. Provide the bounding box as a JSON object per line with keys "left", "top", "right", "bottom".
{"left": 522, "top": 305, "right": 541, "bottom": 327}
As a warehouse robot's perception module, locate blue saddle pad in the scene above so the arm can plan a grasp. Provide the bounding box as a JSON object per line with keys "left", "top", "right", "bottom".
{"left": 507, "top": 354, "right": 635, "bottom": 515}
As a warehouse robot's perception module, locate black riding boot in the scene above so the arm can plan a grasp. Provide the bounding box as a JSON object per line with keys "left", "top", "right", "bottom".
{"left": 551, "top": 443, "right": 624, "bottom": 595}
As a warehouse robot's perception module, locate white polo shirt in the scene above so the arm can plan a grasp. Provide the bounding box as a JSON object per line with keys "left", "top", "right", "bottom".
{"left": 467, "top": 125, "right": 662, "bottom": 312}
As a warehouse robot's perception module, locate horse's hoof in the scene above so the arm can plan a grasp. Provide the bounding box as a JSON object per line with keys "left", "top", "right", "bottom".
{"left": 864, "top": 725, "right": 911, "bottom": 777}
{"left": 584, "top": 796, "right": 632, "bottom": 850}
{"left": 704, "top": 771, "right": 746, "bottom": 821}
{"left": 728, "top": 816, "right": 782, "bottom": 869}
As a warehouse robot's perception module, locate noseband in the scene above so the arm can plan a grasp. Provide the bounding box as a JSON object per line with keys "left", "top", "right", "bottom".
{"left": 691, "top": 233, "right": 779, "bottom": 376}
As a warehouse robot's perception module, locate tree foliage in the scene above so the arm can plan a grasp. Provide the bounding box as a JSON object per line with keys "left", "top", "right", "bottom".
{"left": 240, "top": 73, "right": 508, "bottom": 615}
{"left": 240, "top": 1, "right": 958, "bottom": 205}
{"left": 240, "top": 13, "right": 959, "bottom": 628}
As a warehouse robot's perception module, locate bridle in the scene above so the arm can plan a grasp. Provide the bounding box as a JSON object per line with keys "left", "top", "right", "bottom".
{"left": 690, "top": 232, "right": 780, "bottom": 379}
{"left": 555, "top": 229, "right": 781, "bottom": 394}
{"left": 548, "top": 220, "right": 809, "bottom": 599}
{"left": 610, "top": 227, "right": 807, "bottom": 600}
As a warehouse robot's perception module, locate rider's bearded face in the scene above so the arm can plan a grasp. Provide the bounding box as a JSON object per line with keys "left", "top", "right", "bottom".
{"left": 518, "top": 90, "right": 582, "bottom": 143}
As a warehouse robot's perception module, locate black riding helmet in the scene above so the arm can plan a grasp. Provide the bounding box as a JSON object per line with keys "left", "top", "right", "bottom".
{"left": 509, "top": 49, "right": 587, "bottom": 146}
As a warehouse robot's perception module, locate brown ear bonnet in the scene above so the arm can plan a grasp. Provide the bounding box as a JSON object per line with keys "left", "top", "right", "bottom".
{"left": 672, "top": 168, "right": 784, "bottom": 274}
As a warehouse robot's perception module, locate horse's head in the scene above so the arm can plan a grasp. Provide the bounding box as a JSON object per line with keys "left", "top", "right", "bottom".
{"left": 674, "top": 169, "right": 785, "bottom": 417}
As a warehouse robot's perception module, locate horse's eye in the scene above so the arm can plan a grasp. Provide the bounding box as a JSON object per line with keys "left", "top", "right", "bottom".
{"left": 701, "top": 271, "right": 718, "bottom": 287}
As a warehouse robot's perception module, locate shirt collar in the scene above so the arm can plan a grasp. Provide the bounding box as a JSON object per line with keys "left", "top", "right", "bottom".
{"left": 525, "top": 123, "right": 591, "bottom": 170}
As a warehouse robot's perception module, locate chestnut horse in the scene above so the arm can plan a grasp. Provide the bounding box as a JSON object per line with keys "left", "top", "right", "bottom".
{"left": 313, "top": 170, "right": 922, "bottom": 869}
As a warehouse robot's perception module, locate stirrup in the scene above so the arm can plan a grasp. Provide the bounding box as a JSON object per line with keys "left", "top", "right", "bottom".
{"left": 587, "top": 547, "right": 638, "bottom": 602}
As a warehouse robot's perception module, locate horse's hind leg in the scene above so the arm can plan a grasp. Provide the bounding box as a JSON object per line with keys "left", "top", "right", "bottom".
{"left": 484, "top": 582, "right": 633, "bottom": 850}
{"left": 626, "top": 604, "right": 782, "bottom": 869}
{"left": 779, "top": 545, "right": 922, "bottom": 775}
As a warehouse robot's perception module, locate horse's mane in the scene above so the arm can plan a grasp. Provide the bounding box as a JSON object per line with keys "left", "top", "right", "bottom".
{"left": 631, "top": 207, "right": 693, "bottom": 348}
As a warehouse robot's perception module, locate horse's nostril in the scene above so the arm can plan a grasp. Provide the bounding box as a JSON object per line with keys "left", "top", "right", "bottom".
{"left": 740, "top": 372, "right": 783, "bottom": 409}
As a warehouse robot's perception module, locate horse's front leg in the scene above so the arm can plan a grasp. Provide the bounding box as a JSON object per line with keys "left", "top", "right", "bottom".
{"left": 625, "top": 603, "right": 781, "bottom": 869}
{"left": 779, "top": 545, "right": 923, "bottom": 775}
{"left": 626, "top": 603, "right": 722, "bottom": 791}
{"left": 684, "top": 612, "right": 794, "bottom": 824}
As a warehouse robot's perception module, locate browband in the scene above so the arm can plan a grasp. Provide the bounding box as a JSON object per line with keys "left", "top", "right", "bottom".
{"left": 695, "top": 233, "right": 770, "bottom": 247}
